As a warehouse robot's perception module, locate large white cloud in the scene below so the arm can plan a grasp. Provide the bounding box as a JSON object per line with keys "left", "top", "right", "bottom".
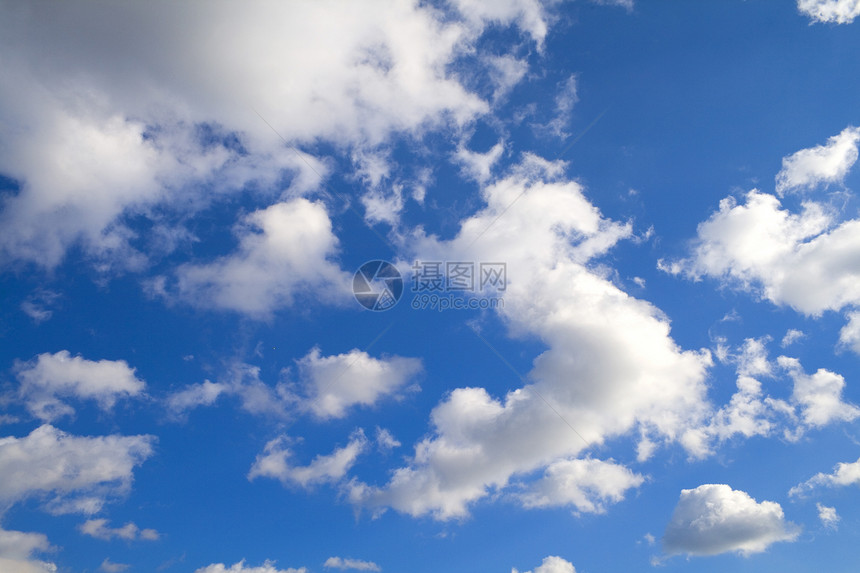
{"left": 14, "top": 351, "right": 145, "bottom": 422}
{"left": 663, "top": 484, "right": 799, "bottom": 556}
{"left": 797, "top": 0, "right": 860, "bottom": 23}
{"left": 347, "top": 155, "right": 713, "bottom": 519}
{"left": 0, "top": 0, "right": 553, "bottom": 269}
{"left": 0, "top": 424, "right": 155, "bottom": 515}
{"left": 664, "top": 189, "right": 860, "bottom": 316}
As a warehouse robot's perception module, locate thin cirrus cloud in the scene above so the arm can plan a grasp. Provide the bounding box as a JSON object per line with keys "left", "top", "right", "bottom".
{"left": 323, "top": 556, "right": 381, "bottom": 571}
{"left": 79, "top": 518, "right": 159, "bottom": 542}
{"left": 662, "top": 484, "right": 800, "bottom": 557}
{"left": 194, "top": 561, "right": 307, "bottom": 573}
{"left": 13, "top": 350, "right": 146, "bottom": 422}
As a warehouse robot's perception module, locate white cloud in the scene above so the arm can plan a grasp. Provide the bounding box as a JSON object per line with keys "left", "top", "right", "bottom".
{"left": 798, "top": 0, "right": 860, "bottom": 23}
{"left": 375, "top": 428, "right": 401, "bottom": 451}
{"left": 99, "top": 558, "right": 130, "bottom": 573}
{"left": 323, "top": 556, "right": 381, "bottom": 571}
{"left": 348, "top": 155, "right": 713, "bottom": 519}
{"left": 546, "top": 76, "right": 579, "bottom": 138}
{"left": 14, "top": 351, "right": 146, "bottom": 422}
{"left": 776, "top": 126, "right": 860, "bottom": 194}
{"left": 519, "top": 458, "right": 645, "bottom": 514}
{"left": 166, "top": 198, "right": 350, "bottom": 317}
{"left": 838, "top": 310, "right": 860, "bottom": 354}
{"left": 194, "top": 560, "right": 306, "bottom": 573}
{"left": 778, "top": 356, "right": 860, "bottom": 427}
{"left": 0, "top": 527, "right": 56, "bottom": 573}
{"left": 663, "top": 484, "right": 799, "bottom": 556}
{"left": 166, "top": 381, "right": 230, "bottom": 416}
{"left": 249, "top": 431, "right": 367, "bottom": 488}
{"left": 293, "top": 348, "right": 422, "bottom": 420}
{"left": 20, "top": 289, "right": 61, "bottom": 324}
{"left": 781, "top": 328, "right": 805, "bottom": 347}
{"left": 512, "top": 555, "right": 576, "bottom": 573}
{"left": 360, "top": 185, "right": 405, "bottom": 227}
{"left": 790, "top": 456, "right": 860, "bottom": 496}
{"left": 816, "top": 503, "right": 840, "bottom": 529}
{"left": 0, "top": 0, "right": 547, "bottom": 268}
{"left": 664, "top": 189, "right": 860, "bottom": 316}
{"left": 80, "top": 519, "right": 159, "bottom": 541}
{"left": 0, "top": 424, "right": 155, "bottom": 515}
{"left": 454, "top": 140, "right": 506, "bottom": 185}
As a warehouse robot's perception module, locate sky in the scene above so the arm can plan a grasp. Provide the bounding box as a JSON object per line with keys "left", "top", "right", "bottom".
{"left": 1, "top": 1, "right": 860, "bottom": 572}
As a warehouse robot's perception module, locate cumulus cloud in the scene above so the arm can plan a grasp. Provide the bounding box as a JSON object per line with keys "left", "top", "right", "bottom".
{"left": 838, "top": 310, "right": 860, "bottom": 354}
{"left": 663, "top": 189, "right": 860, "bottom": 316}
{"left": 163, "top": 198, "right": 350, "bottom": 317}
{"left": 292, "top": 347, "right": 422, "bottom": 420}
{"left": 454, "top": 140, "right": 506, "bottom": 185}
{"left": 798, "top": 0, "right": 860, "bottom": 23}
{"left": 790, "top": 456, "right": 860, "bottom": 496}
{"left": 519, "top": 458, "right": 644, "bottom": 514}
{"left": 80, "top": 519, "right": 159, "bottom": 541}
{"left": 779, "top": 356, "right": 860, "bottom": 427}
{"left": 663, "top": 484, "right": 800, "bottom": 556}
{"left": 0, "top": 424, "right": 155, "bottom": 515}
{"left": 248, "top": 430, "right": 367, "bottom": 488}
{"left": 347, "top": 155, "right": 713, "bottom": 519}
{"left": 323, "top": 556, "right": 381, "bottom": 571}
{"left": 14, "top": 351, "right": 145, "bottom": 422}
{"left": 776, "top": 126, "right": 860, "bottom": 194}
{"left": 194, "top": 560, "right": 306, "bottom": 573}
{"left": 0, "top": 0, "right": 552, "bottom": 268}
{"left": 817, "top": 503, "right": 840, "bottom": 529}
{"left": 512, "top": 555, "right": 576, "bottom": 573}
{"left": 0, "top": 527, "right": 56, "bottom": 573}
{"left": 781, "top": 328, "right": 805, "bottom": 347}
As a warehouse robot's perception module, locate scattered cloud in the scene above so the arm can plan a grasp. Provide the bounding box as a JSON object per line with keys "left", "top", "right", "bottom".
{"left": 100, "top": 558, "right": 130, "bottom": 573}
{"left": 14, "top": 351, "right": 146, "bottom": 422}
{"left": 663, "top": 484, "right": 800, "bottom": 556}
{"left": 798, "top": 0, "right": 860, "bottom": 24}
{"left": 816, "top": 503, "right": 840, "bottom": 529}
{"left": 779, "top": 356, "right": 860, "bottom": 427}
{"left": 80, "top": 519, "right": 159, "bottom": 541}
{"left": 375, "top": 428, "right": 401, "bottom": 451}
{"left": 323, "top": 556, "right": 381, "bottom": 571}
{"left": 163, "top": 199, "right": 350, "bottom": 317}
{"left": 781, "top": 329, "right": 805, "bottom": 347}
{"left": 0, "top": 424, "right": 155, "bottom": 515}
{"left": 790, "top": 455, "right": 860, "bottom": 496}
{"left": 512, "top": 555, "right": 576, "bottom": 573}
{"left": 775, "top": 126, "right": 860, "bottom": 194}
{"left": 249, "top": 430, "right": 367, "bottom": 488}
{"left": 292, "top": 347, "right": 422, "bottom": 420}
{"left": 194, "top": 560, "right": 306, "bottom": 573}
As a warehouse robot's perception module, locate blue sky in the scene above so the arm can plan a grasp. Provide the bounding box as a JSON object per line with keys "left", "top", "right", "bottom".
{"left": 2, "top": 1, "right": 860, "bottom": 572}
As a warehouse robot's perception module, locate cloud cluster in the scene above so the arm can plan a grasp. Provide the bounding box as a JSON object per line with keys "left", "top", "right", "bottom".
{"left": 14, "top": 351, "right": 145, "bottom": 422}
{"left": 348, "top": 155, "right": 712, "bottom": 519}
{"left": 0, "top": 0, "right": 551, "bottom": 271}
{"left": 663, "top": 484, "right": 799, "bottom": 556}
